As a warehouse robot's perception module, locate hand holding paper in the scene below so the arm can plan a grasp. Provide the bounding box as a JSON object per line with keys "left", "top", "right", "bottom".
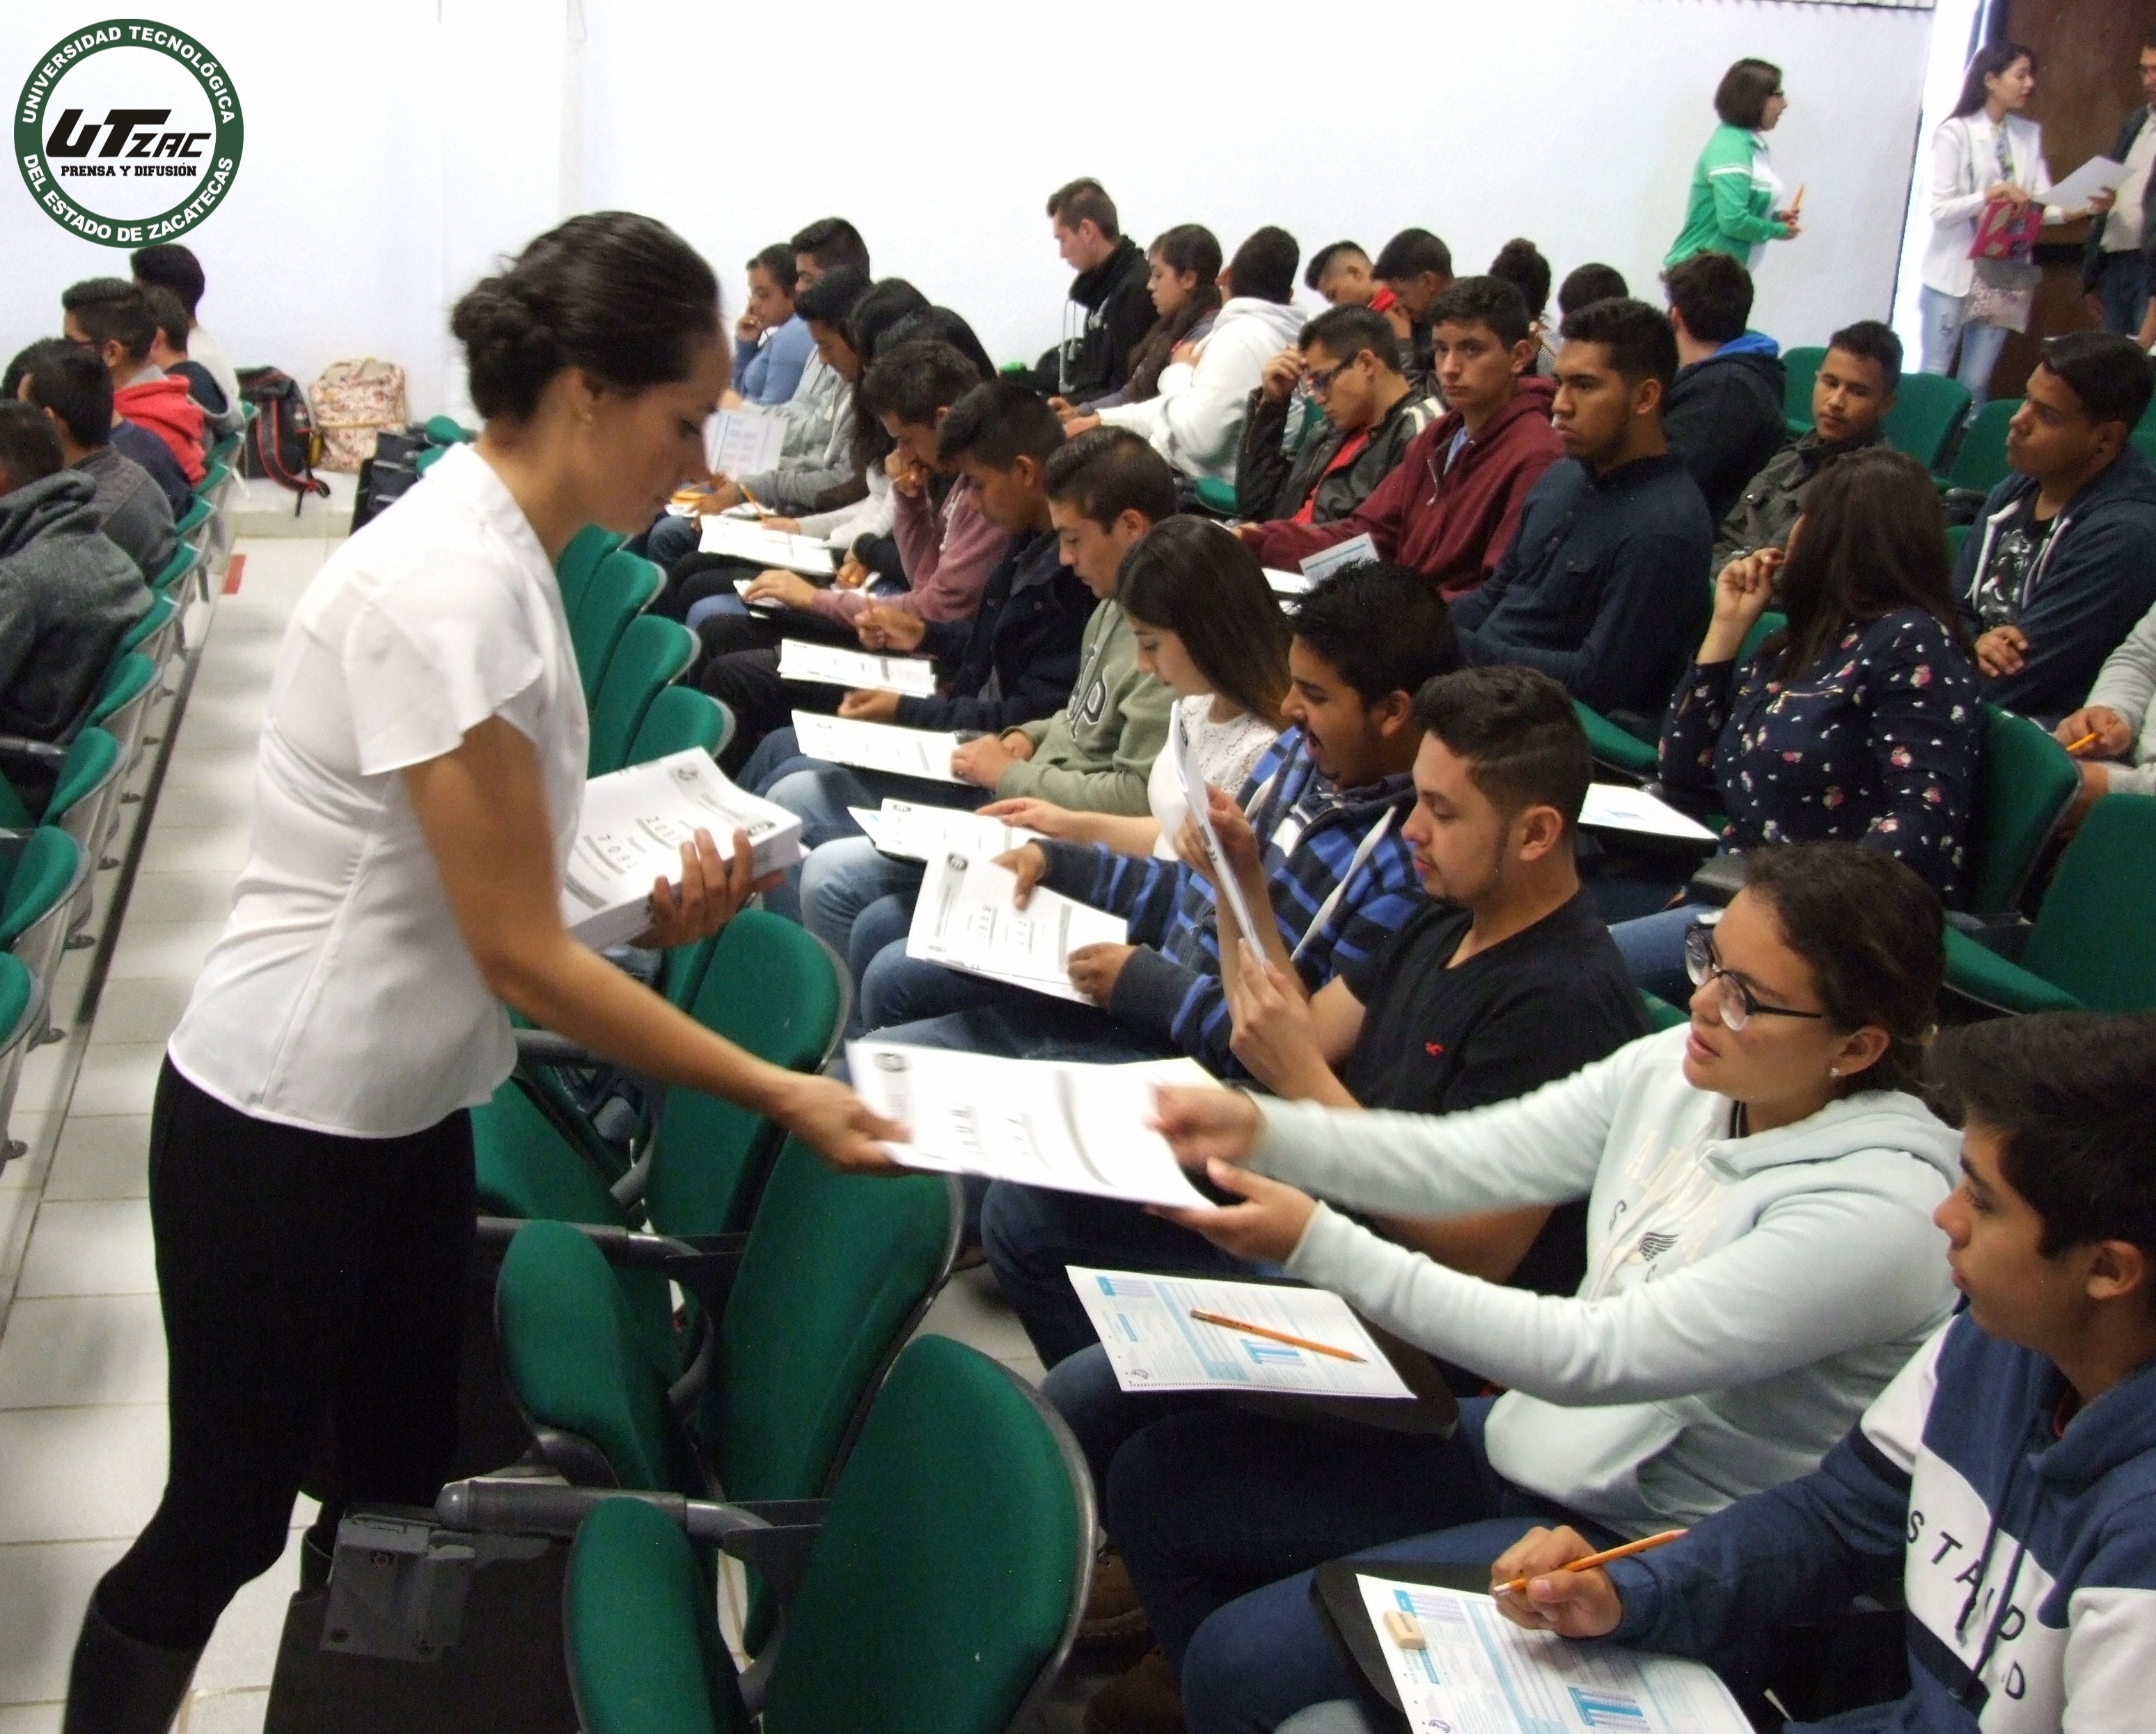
{"left": 639, "top": 826, "right": 776, "bottom": 949}
{"left": 1154, "top": 1157, "right": 1319, "bottom": 1265}
{"left": 1170, "top": 708, "right": 1268, "bottom": 947}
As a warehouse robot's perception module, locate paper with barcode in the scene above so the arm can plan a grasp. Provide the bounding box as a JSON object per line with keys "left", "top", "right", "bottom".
{"left": 778, "top": 640, "right": 938, "bottom": 696}
{"left": 791, "top": 711, "right": 964, "bottom": 782}
{"left": 1298, "top": 532, "right": 1379, "bottom": 583}
{"left": 698, "top": 516, "right": 836, "bottom": 575}
{"left": 847, "top": 1046, "right": 1213, "bottom": 1208}
{"left": 1356, "top": 1574, "right": 1748, "bottom": 1733}
{"left": 849, "top": 801, "right": 1041, "bottom": 862}
{"left": 904, "top": 849, "right": 1125, "bottom": 1002}
{"left": 1069, "top": 1268, "right": 1410, "bottom": 1397}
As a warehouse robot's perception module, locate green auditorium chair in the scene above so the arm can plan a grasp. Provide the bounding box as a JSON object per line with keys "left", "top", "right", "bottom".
{"left": 1577, "top": 611, "right": 1786, "bottom": 782}
{"left": 1882, "top": 375, "right": 1972, "bottom": 471}
{"left": 1957, "top": 706, "right": 2079, "bottom": 922}
{"left": 1640, "top": 991, "right": 1689, "bottom": 1032}
{"left": 627, "top": 685, "right": 732, "bottom": 766}
{"left": 1, "top": 828, "right": 87, "bottom": 1043}
{"left": 560, "top": 1334, "right": 1089, "bottom": 1734}
{"left": 587, "top": 615, "right": 696, "bottom": 778}
{"left": 1946, "top": 523, "right": 1970, "bottom": 565}
{"left": 120, "top": 592, "right": 182, "bottom": 672}
{"left": 0, "top": 954, "right": 45, "bottom": 1163}
{"left": 87, "top": 654, "right": 159, "bottom": 769}
{"left": 573, "top": 549, "right": 666, "bottom": 710}
{"left": 557, "top": 524, "right": 627, "bottom": 626}
{"left": 148, "top": 539, "right": 205, "bottom": 601}
{"left": 1781, "top": 345, "right": 1825, "bottom": 439}
{"left": 1939, "top": 398, "right": 2017, "bottom": 496}
{"left": 425, "top": 413, "right": 478, "bottom": 445}
{"left": 0, "top": 727, "right": 125, "bottom": 936}
{"left": 1944, "top": 794, "right": 2156, "bottom": 1014}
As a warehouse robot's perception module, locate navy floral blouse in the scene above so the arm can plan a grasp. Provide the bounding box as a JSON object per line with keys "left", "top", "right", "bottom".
{"left": 1658, "top": 608, "right": 1983, "bottom": 900}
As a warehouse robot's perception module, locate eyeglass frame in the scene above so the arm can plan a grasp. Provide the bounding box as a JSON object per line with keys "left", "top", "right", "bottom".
{"left": 1300, "top": 354, "right": 1362, "bottom": 397}
{"left": 1683, "top": 922, "right": 1827, "bottom": 1032}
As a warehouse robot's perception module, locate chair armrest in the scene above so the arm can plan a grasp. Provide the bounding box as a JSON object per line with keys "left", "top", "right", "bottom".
{"left": 0, "top": 736, "right": 64, "bottom": 766}
{"left": 473, "top": 1217, "right": 746, "bottom": 1321}
{"left": 513, "top": 1028, "right": 605, "bottom": 1069}
{"left": 1943, "top": 926, "right": 2080, "bottom": 1014}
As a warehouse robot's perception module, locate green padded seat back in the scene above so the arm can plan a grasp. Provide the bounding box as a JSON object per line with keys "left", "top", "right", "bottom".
{"left": 645, "top": 912, "right": 844, "bottom": 1241}
{"left": 574, "top": 549, "right": 664, "bottom": 709}
{"left": 1884, "top": 374, "right": 1973, "bottom": 470}
{"left": 0, "top": 952, "right": 33, "bottom": 1042}
{"left": 1944, "top": 398, "right": 2019, "bottom": 496}
{"left": 556, "top": 523, "right": 624, "bottom": 624}
{"left": 89, "top": 654, "right": 156, "bottom": 725}
{"left": 47, "top": 729, "right": 120, "bottom": 833}
{"left": 120, "top": 594, "right": 175, "bottom": 654}
{"left": 172, "top": 498, "right": 212, "bottom": 542}
{"left": 1639, "top": 991, "right": 1689, "bottom": 1032}
{"left": 1964, "top": 706, "right": 2079, "bottom": 917}
{"left": 148, "top": 543, "right": 199, "bottom": 594}
{"left": 496, "top": 1220, "right": 700, "bottom": 1495}
{"left": 1574, "top": 700, "right": 1658, "bottom": 778}
{"left": 762, "top": 1337, "right": 1084, "bottom": 1734}
{"left": 1780, "top": 345, "right": 1825, "bottom": 434}
{"left": 1191, "top": 477, "right": 1238, "bottom": 516}
{"left": 565, "top": 1497, "right": 748, "bottom": 1734}
{"left": 2, "top": 829, "right": 82, "bottom": 947}
{"left": 423, "top": 414, "right": 477, "bottom": 445}
{"left": 1737, "top": 609, "right": 1786, "bottom": 667}
{"left": 588, "top": 614, "right": 695, "bottom": 778}
{"left": 0, "top": 775, "right": 29, "bottom": 831}
{"left": 412, "top": 443, "right": 450, "bottom": 475}
{"left": 2020, "top": 795, "right": 2156, "bottom": 1012}
{"left": 195, "top": 459, "right": 233, "bottom": 498}
{"left": 626, "top": 687, "right": 726, "bottom": 766}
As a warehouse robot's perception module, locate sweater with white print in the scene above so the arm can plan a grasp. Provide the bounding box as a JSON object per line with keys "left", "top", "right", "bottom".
{"left": 1249, "top": 1025, "right": 1961, "bottom": 1534}
{"left": 1607, "top": 1315, "right": 2156, "bottom": 1731}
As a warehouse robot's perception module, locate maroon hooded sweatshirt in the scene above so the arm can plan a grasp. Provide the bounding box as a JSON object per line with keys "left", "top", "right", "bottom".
{"left": 1251, "top": 375, "right": 1561, "bottom": 599}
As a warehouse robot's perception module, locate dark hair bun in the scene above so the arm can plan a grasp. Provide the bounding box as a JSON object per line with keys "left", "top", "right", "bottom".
{"left": 450, "top": 276, "right": 565, "bottom": 420}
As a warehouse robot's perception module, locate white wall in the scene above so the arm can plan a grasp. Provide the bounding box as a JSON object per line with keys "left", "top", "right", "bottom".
{"left": 3, "top": 0, "right": 1942, "bottom": 420}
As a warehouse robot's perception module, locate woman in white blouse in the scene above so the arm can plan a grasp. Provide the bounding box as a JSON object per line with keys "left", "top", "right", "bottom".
{"left": 1921, "top": 42, "right": 2111, "bottom": 409}
{"left": 64, "top": 214, "right": 897, "bottom": 1731}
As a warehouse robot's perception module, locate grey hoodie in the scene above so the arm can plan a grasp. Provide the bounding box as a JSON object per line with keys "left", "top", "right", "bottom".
{"left": 0, "top": 469, "right": 152, "bottom": 740}
{"left": 1252, "top": 1024, "right": 1961, "bottom": 1536}
{"left": 1096, "top": 297, "right": 1308, "bottom": 482}
{"left": 2084, "top": 594, "right": 2156, "bottom": 798}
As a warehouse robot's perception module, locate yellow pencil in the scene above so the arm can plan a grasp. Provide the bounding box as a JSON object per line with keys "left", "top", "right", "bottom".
{"left": 737, "top": 479, "right": 769, "bottom": 518}
{"left": 1493, "top": 1529, "right": 1687, "bottom": 1598}
{"left": 2064, "top": 732, "right": 2099, "bottom": 757}
{"left": 1188, "top": 1308, "right": 1364, "bottom": 1364}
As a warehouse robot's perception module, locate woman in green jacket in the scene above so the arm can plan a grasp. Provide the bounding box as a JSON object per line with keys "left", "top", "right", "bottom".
{"left": 1667, "top": 58, "right": 1802, "bottom": 270}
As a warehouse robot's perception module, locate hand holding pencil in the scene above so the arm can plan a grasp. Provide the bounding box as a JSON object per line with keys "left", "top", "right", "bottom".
{"left": 1486, "top": 1524, "right": 1686, "bottom": 1639}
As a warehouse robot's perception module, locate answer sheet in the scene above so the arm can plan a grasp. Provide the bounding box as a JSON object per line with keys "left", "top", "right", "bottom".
{"left": 776, "top": 640, "right": 939, "bottom": 696}
{"left": 1264, "top": 567, "right": 1312, "bottom": 597}
{"left": 1578, "top": 785, "right": 1718, "bottom": 843}
{"left": 1170, "top": 704, "right": 1266, "bottom": 948}
{"left": 698, "top": 517, "right": 837, "bottom": 575}
{"left": 704, "top": 407, "right": 787, "bottom": 479}
{"left": 1298, "top": 532, "right": 1379, "bottom": 584}
{"left": 1069, "top": 1268, "right": 1413, "bottom": 1398}
{"left": 1355, "top": 1575, "right": 1750, "bottom": 1734}
{"left": 905, "top": 849, "right": 1126, "bottom": 1002}
{"left": 847, "top": 1046, "right": 1215, "bottom": 1208}
{"left": 790, "top": 711, "right": 965, "bottom": 782}
{"left": 848, "top": 800, "right": 1042, "bottom": 862}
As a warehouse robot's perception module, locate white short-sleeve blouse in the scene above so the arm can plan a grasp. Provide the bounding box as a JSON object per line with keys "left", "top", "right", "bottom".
{"left": 167, "top": 446, "right": 589, "bottom": 1136}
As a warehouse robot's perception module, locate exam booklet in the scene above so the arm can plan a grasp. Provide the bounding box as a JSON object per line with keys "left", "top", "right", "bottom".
{"left": 1355, "top": 1574, "right": 1749, "bottom": 1734}
{"left": 1578, "top": 784, "right": 1719, "bottom": 843}
{"left": 849, "top": 800, "right": 1043, "bottom": 862}
{"left": 790, "top": 711, "right": 965, "bottom": 782}
{"left": 1298, "top": 532, "right": 1379, "bottom": 585}
{"left": 703, "top": 406, "right": 787, "bottom": 479}
{"left": 905, "top": 849, "right": 1126, "bottom": 1002}
{"left": 1169, "top": 704, "right": 1265, "bottom": 947}
{"left": 847, "top": 1046, "right": 1214, "bottom": 1208}
{"left": 562, "top": 750, "right": 803, "bottom": 949}
{"left": 1069, "top": 1268, "right": 1413, "bottom": 1398}
{"left": 776, "top": 639, "right": 938, "bottom": 696}
{"left": 698, "top": 517, "right": 837, "bottom": 576}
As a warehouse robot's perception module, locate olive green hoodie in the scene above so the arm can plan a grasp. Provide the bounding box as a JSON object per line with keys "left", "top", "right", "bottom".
{"left": 997, "top": 597, "right": 1172, "bottom": 813}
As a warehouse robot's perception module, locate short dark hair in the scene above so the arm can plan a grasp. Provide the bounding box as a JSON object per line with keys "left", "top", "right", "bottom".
{"left": 795, "top": 265, "right": 870, "bottom": 329}
{"left": 1228, "top": 227, "right": 1299, "bottom": 305}
{"left": 789, "top": 217, "right": 870, "bottom": 276}
{"left": 2039, "top": 331, "right": 2156, "bottom": 430}
{"left": 1557, "top": 262, "right": 1630, "bottom": 318}
{"left": 11, "top": 338, "right": 113, "bottom": 449}
{"left": 1305, "top": 241, "right": 1368, "bottom": 293}
{"left": 2146, "top": 24, "right": 2156, "bottom": 52}
{"left": 1414, "top": 665, "right": 1590, "bottom": 826}
{"left": 0, "top": 400, "right": 67, "bottom": 494}
{"left": 1826, "top": 319, "right": 1904, "bottom": 393}
{"left": 1041, "top": 425, "right": 1178, "bottom": 528}
{"left": 748, "top": 243, "right": 798, "bottom": 297}
{"left": 1559, "top": 297, "right": 1681, "bottom": 391}
{"left": 1740, "top": 843, "right": 1942, "bottom": 1098}
{"left": 129, "top": 242, "right": 205, "bottom": 315}
{"left": 1429, "top": 276, "right": 1532, "bottom": 351}
{"left": 847, "top": 278, "right": 932, "bottom": 364}
{"left": 62, "top": 278, "right": 155, "bottom": 361}
{"left": 1046, "top": 178, "right": 1119, "bottom": 240}
{"left": 884, "top": 308, "right": 997, "bottom": 384}
{"left": 935, "top": 378, "right": 1064, "bottom": 470}
{"left": 1714, "top": 57, "right": 1784, "bottom": 129}
{"left": 450, "top": 212, "right": 718, "bottom": 421}
{"left": 143, "top": 285, "right": 191, "bottom": 354}
{"left": 859, "top": 340, "right": 984, "bottom": 431}
{"left": 1372, "top": 228, "right": 1454, "bottom": 285}
{"left": 1286, "top": 562, "right": 1459, "bottom": 707}
{"left": 1298, "top": 306, "right": 1400, "bottom": 373}
{"left": 1929, "top": 1011, "right": 2156, "bottom": 1267}
{"left": 1661, "top": 251, "right": 1754, "bottom": 345}
{"left": 1488, "top": 239, "right": 1552, "bottom": 320}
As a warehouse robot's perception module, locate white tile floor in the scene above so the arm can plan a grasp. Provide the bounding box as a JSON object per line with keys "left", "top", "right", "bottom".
{"left": 0, "top": 514, "right": 1055, "bottom": 1730}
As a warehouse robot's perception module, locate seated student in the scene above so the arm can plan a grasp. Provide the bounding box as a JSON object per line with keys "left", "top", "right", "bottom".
{"left": 1080, "top": 226, "right": 1223, "bottom": 412}
{"left": 11, "top": 339, "right": 175, "bottom": 580}
{"left": 1107, "top": 844, "right": 1960, "bottom": 1734}
{"left": 796, "top": 427, "right": 1179, "bottom": 977}
{"left": 1234, "top": 306, "right": 1436, "bottom": 526}
{"left": 1715, "top": 318, "right": 1898, "bottom": 570}
{"left": 1304, "top": 241, "right": 1385, "bottom": 311}
{"left": 1557, "top": 260, "right": 1629, "bottom": 320}
{"left": 143, "top": 287, "right": 243, "bottom": 443}
{"left": 1605, "top": 448, "right": 1982, "bottom": 991}
{"left": 1451, "top": 297, "right": 1714, "bottom": 716}
{"left": 1086, "top": 228, "right": 1306, "bottom": 483}
{"left": 1660, "top": 251, "right": 1788, "bottom": 523}
{"left": 1037, "top": 178, "right": 1156, "bottom": 406}
{"left": 62, "top": 278, "right": 206, "bottom": 490}
{"left": 732, "top": 243, "right": 815, "bottom": 407}
{"left": 131, "top": 242, "right": 241, "bottom": 416}
{"left": 1955, "top": 330, "right": 2156, "bottom": 723}
{"left": 0, "top": 402, "right": 152, "bottom": 764}
{"left": 2055, "top": 595, "right": 2156, "bottom": 813}
{"left": 988, "top": 665, "right": 1648, "bottom": 1374}
{"left": 1371, "top": 228, "right": 1455, "bottom": 383}
{"left": 1244, "top": 278, "right": 1561, "bottom": 599}
{"left": 1488, "top": 237, "right": 1557, "bottom": 375}
{"left": 1487, "top": 1009, "right": 2156, "bottom": 1734}
{"left": 852, "top": 558, "right": 1442, "bottom": 1073}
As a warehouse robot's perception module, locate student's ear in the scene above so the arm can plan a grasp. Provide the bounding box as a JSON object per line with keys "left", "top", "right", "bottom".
{"left": 2091, "top": 419, "right": 2130, "bottom": 466}
{"left": 1509, "top": 338, "right": 1536, "bottom": 379}
{"left": 1112, "top": 507, "right": 1150, "bottom": 543}
{"left": 1666, "top": 306, "right": 1690, "bottom": 344}
{"left": 100, "top": 339, "right": 127, "bottom": 375}
{"left": 1513, "top": 804, "right": 1566, "bottom": 864}
{"left": 1009, "top": 453, "right": 1042, "bottom": 493}
{"left": 1830, "top": 1023, "right": 1892, "bottom": 1085}
{"left": 1634, "top": 375, "right": 1666, "bottom": 419}
{"left": 2084, "top": 1238, "right": 2149, "bottom": 1307}
{"left": 1370, "top": 689, "right": 1418, "bottom": 739}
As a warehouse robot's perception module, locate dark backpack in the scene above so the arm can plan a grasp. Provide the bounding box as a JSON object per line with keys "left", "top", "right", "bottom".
{"left": 236, "top": 366, "right": 331, "bottom": 513}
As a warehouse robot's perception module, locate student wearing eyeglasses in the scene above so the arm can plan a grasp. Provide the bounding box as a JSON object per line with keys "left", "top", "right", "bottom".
{"left": 1090, "top": 843, "right": 1957, "bottom": 1734}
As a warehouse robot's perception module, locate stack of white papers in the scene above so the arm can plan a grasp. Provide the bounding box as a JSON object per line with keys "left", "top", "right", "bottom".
{"left": 1579, "top": 785, "right": 1718, "bottom": 843}
{"left": 776, "top": 640, "right": 938, "bottom": 696}
{"left": 562, "top": 750, "right": 803, "bottom": 948}
{"left": 704, "top": 407, "right": 787, "bottom": 479}
{"left": 1070, "top": 1269, "right": 1413, "bottom": 1397}
{"left": 849, "top": 800, "right": 1043, "bottom": 862}
{"left": 847, "top": 1046, "right": 1215, "bottom": 1207}
{"left": 1355, "top": 1575, "right": 1748, "bottom": 1733}
{"left": 698, "top": 517, "right": 837, "bottom": 576}
{"left": 791, "top": 711, "right": 963, "bottom": 782}
{"left": 906, "top": 849, "right": 1125, "bottom": 1002}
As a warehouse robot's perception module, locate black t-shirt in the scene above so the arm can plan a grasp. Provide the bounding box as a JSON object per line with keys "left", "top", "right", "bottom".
{"left": 1970, "top": 494, "right": 2057, "bottom": 631}
{"left": 1338, "top": 888, "right": 1648, "bottom": 1301}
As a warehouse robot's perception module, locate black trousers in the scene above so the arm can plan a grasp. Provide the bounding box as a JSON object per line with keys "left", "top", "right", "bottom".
{"left": 95, "top": 1062, "right": 476, "bottom": 1650}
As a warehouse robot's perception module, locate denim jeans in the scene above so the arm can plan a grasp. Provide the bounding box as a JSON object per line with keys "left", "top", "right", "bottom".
{"left": 797, "top": 837, "right": 925, "bottom": 1004}
{"left": 646, "top": 511, "right": 700, "bottom": 569}
{"left": 2097, "top": 248, "right": 2151, "bottom": 339}
{"left": 1608, "top": 900, "right": 1713, "bottom": 1004}
{"left": 1917, "top": 285, "right": 2010, "bottom": 411}
{"left": 684, "top": 592, "right": 751, "bottom": 631}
